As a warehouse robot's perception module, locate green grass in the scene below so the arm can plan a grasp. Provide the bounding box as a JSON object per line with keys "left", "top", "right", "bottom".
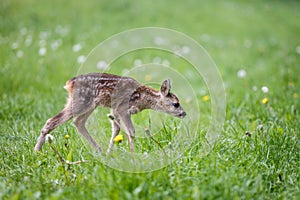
{"left": 1, "top": 0, "right": 300, "bottom": 199}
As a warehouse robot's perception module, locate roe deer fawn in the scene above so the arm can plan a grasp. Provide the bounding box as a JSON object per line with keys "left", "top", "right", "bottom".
{"left": 34, "top": 73, "right": 186, "bottom": 153}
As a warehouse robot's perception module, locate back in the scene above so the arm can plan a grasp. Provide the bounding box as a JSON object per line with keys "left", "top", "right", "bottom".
{"left": 68, "top": 73, "right": 140, "bottom": 113}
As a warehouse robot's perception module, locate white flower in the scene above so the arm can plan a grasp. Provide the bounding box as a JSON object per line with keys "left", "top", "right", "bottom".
{"left": 38, "top": 47, "right": 47, "bottom": 56}
{"left": 200, "top": 34, "right": 210, "bottom": 42}
{"left": 20, "top": 27, "right": 27, "bottom": 36}
{"left": 261, "top": 86, "right": 269, "bottom": 93}
{"left": 153, "top": 56, "right": 161, "bottom": 64}
{"left": 162, "top": 59, "right": 170, "bottom": 66}
{"left": 181, "top": 46, "right": 190, "bottom": 54}
{"left": 173, "top": 45, "right": 182, "bottom": 56}
{"left": 133, "top": 59, "right": 142, "bottom": 67}
{"left": 237, "top": 69, "right": 247, "bottom": 78}
{"left": 96, "top": 61, "right": 107, "bottom": 70}
{"left": 54, "top": 179, "right": 59, "bottom": 185}
{"left": 252, "top": 86, "right": 258, "bottom": 91}
{"left": 39, "top": 31, "right": 50, "bottom": 40}
{"left": 72, "top": 43, "right": 82, "bottom": 52}
{"left": 25, "top": 35, "right": 32, "bottom": 47}
{"left": 51, "top": 39, "right": 62, "bottom": 50}
{"left": 296, "top": 46, "right": 300, "bottom": 55}
{"left": 154, "top": 36, "right": 166, "bottom": 46}
{"left": 34, "top": 191, "right": 41, "bottom": 199}
{"left": 257, "top": 124, "right": 263, "bottom": 131}
{"left": 16, "top": 50, "right": 24, "bottom": 58}
{"left": 55, "top": 25, "right": 69, "bottom": 36}
{"left": 11, "top": 42, "right": 18, "bottom": 49}
{"left": 199, "top": 89, "right": 207, "bottom": 96}
{"left": 77, "top": 55, "right": 86, "bottom": 64}
{"left": 45, "top": 134, "right": 54, "bottom": 142}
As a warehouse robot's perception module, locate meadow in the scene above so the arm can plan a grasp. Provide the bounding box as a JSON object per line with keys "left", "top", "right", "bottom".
{"left": 1, "top": 0, "right": 299, "bottom": 199}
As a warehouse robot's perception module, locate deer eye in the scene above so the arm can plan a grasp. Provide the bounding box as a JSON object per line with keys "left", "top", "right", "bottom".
{"left": 172, "top": 103, "right": 180, "bottom": 108}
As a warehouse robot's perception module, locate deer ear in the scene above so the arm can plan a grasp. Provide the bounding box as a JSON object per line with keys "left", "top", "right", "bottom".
{"left": 160, "top": 79, "right": 171, "bottom": 96}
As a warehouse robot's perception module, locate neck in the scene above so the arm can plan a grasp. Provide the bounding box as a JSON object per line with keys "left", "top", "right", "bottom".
{"left": 130, "top": 85, "right": 160, "bottom": 111}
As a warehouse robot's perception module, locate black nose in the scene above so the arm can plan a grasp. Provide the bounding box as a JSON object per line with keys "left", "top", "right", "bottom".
{"left": 179, "top": 112, "right": 186, "bottom": 118}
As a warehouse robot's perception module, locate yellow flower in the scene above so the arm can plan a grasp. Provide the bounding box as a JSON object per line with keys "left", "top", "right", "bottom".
{"left": 114, "top": 134, "right": 123, "bottom": 143}
{"left": 185, "top": 98, "right": 191, "bottom": 104}
{"left": 145, "top": 75, "right": 152, "bottom": 81}
{"left": 65, "top": 134, "right": 70, "bottom": 139}
{"left": 262, "top": 97, "right": 269, "bottom": 104}
{"left": 202, "top": 95, "right": 210, "bottom": 102}
{"left": 288, "top": 82, "right": 295, "bottom": 88}
{"left": 293, "top": 93, "right": 298, "bottom": 99}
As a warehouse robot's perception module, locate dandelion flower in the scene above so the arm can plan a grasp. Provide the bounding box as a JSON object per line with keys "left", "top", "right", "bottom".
{"left": 65, "top": 134, "right": 70, "bottom": 139}
{"left": 162, "top": 59, "right": 170, "bottom": 66}
{"left": 252, "top": 86, "right": 258, "bottom": 91}
{"left": 114, "top": 134, "right": 123, "bottom": 143}
{"left": 77, "top": 55, "right": 86, "bottom": 64}
{"left": 72, "top": 43, "right": 82, "bottom": 52}
{"left": 16, "top": 50, "right": 24, "bottom": 58}
{"left": 262, "top": 97, "right": 269, "bottom": 104}
{"left": 257, "top": 124, "right": 263, "bottom": 131}
{"left": 51, "top": 39, "right": 62, "bottom": 50}
{"left": 182, "top": 46, "right": 190, "bottom": 54}
{"left": 55, "top": 25, "right": 69, "bottom": 36}
{"left": 20, "top": 27, "right": 27, "bottom": 35}
{"left": 133, "top": 59, "right": 142, "bottom": 67}
{"left": 202, "top": 95, "right": 210, "bottom": 102}
{"left": 54, "top": 179, "right": 59, "bottom": 185}
{"left": 11, "top": 42, "right": 18, "bottom": 49}
{"left": 288, "top": 82, "right": 295, "bottom": 88}
{"left": 237, "top": 69, "right": 246, "bottom": 78}
{"left": 185, "top": 98, "right": 192, "bottom": 104}
{"left": 145, "top": 74, "right": 152, "bottom": 81}
{"left": 34, "top": 191, "right": 41, "bottom": 199}
{"left": 293, "top": 93, "right": 298, "bottom": 99}
{"left": 261, "top": 86, "right": 269, "bottom": 93}
{"left": 39, "top": 31, "right": 50, "bottom": 40}
{"left": 25, "top": 35, "right": 32, "bottom": 47}
{"left": 153, "top": 56, "right": 161, "bottom": 64}
{"left": 154, "top": 36, "right": 166, "bottom": 45}
{"left": 39, "top": 47, "right": 47, "bottom": 56}
{"left": 296, "top": 45, "right": 300, "bottom": 54}
{"left": 96, "top": 61, "right": 107, "bottom": 70}
{"left": 45, "top": 134, "right": 54, "bottom": 143}
{"left": 200, "top": 34, "right": 211, "bottom": 42}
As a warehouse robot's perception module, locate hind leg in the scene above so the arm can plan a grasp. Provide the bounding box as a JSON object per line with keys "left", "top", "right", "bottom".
{"left": 35, "top": 107, "right": 73, "bottom": 151}
{"left": 73, "top": 109, "right": 102, "bottom": 153}
{"left": 107, "top": 112, "right": 121, "bottom": 154}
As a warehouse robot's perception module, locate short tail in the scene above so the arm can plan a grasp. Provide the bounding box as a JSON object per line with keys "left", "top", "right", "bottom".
{"left": 64, "top": 78, "right": 75, "bottom": 94}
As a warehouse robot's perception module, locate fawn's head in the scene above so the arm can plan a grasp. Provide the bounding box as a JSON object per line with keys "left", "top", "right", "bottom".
{"left": 157, "top": 79, "right": 186, "bottom": 118}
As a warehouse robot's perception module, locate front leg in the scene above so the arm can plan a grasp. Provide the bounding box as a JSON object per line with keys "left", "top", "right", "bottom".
{"left": 118, "top": 111, "right": 135, "bottom": 153}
